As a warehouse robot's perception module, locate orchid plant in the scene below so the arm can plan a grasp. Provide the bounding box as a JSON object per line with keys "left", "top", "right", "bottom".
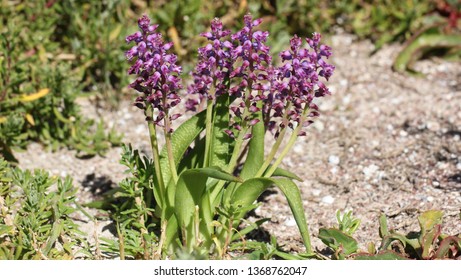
{"left": 124, "top": 14, "right": 334, "bottom": 258}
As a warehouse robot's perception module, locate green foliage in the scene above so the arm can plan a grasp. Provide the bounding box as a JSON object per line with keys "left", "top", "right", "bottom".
{"left": 0, "top": 158, "right": 91, "bottom": 259}
{"left": 319, "top": 210, "right": 461, "bottom": 260}
{"left": 0, "top": 0, "right": 123, "bottom": 161}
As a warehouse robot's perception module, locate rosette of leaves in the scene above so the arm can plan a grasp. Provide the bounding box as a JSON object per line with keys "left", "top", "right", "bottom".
{"left": 107, "top": 14, "right": 335, "bottom": 259}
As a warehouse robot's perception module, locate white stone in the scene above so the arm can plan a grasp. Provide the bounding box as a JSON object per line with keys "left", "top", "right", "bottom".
{"left": 363, "top": 164, "right": 379, "bottom": 179}
{"left": 293, "top": 144, "right": 303, "bottom": 154}
{"left": 321, "top": 195, "right": 335, "bottom": 204}
{"left": 285, "top": 218, "right": 297, "bottom": 227}
{"left": 328, "top": 155, "right": 340, "bottom": 165}
{"left": 312, "top": 189, "right": 321, "bottom": 196}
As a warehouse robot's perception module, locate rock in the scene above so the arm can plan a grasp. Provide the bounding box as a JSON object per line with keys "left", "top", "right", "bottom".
{"left": 363, "top": 164, "right": 379, "bottom": 179}
{"left": 328, "top": 155, "right": 340, "bottom": 165}
{"left": 321, "top": 195, "right": 335, "bottom": 204}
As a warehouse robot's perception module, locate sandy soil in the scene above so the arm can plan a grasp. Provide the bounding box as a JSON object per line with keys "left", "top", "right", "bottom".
{"left": 16, "top": 34, "right": 461, "bottom": 257}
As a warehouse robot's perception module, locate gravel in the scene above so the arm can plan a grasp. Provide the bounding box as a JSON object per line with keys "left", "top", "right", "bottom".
{"left": 15, "top": 33, "right": 461, "bottom": 256}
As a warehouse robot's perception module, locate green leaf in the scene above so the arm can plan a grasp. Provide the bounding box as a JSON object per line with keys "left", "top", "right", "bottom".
{"left": 435, "top": 236, "right": 461, "bottom": 259}
{"left": 393, "top": 33, "right": 461, "bottom": 75}
{"left": 159, "top": 110, "right": 206, "bottom": 186}
{"left": 240, "top": 111, "right": 264, "bottom": 180}
{"left": 209, "top": 94, "right": 230, "bottom": 169}
{"left": 353, "top": 251, "right": 409, "bottom": 260}
{"left": 271, "top": 166, "right": 303, "bottom": 181}
{"left": 379, "top": 214, "right": 389, "bottom": 238}
{"left": 418, "top": 210, "right": 443, "bottom": 234}
{"left": 174, "top": 167, "right": 241, "bottom": 250}
{"left": 318, "top": 228, "right": 358, "bottom": 255}
{"left": 231, "top": 218, "right": 270, "bottom": 242}
{"left": 421, "top": 224, "right": 441, "bottom": 259}
{"left": 231, "top": 177, "right": 312, "bottom": 253}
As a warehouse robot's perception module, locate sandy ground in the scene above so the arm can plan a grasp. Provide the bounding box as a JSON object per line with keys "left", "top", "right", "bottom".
{"left": 16, "top": 34, "right": 461, "bottom": 257}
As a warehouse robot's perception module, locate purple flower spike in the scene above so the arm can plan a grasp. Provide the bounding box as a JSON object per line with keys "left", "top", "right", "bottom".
{"left": 187, "top": 18, "right": 234, "bottom": 111}
{"left": 126, "top": 15, "right": 182, "bottom": 129}
{"left": 263, "top": 32, "right": 335, "bottom": 138}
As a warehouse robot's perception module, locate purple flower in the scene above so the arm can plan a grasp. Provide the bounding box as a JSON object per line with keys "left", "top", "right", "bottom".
{"left": 263, "top": 33, "right": 335, "bottom": 138}
{"left": 126, "top": 15, "right": 182, "bottom": 127}
{"left": 226, "top": 14, "right": 273, "bottom": 134}
{"left": 187, "top": 18, "right": 233, "bottom": 110}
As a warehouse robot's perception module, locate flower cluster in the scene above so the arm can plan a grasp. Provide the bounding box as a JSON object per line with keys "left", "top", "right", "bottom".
{"left": 186, "top": 18, "right": 233, "bottom": 111}
{"left": 264, "top": 33, "right": 335, "bottom": 137}
{"left": 125, "top": 15, "right": 182, "bottom": 128}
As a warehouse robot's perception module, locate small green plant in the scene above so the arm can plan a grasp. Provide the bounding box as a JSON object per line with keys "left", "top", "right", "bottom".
{"left": 0, "top": 2, "right": 123, "bottom": 161}
{"left": 318, "top": 210, "right": 361, "bottom": 260}
{"left": 0, "top": 158, "right": 91, "bottom": 259}
{"left": 319, "top": 210, "right": 461, "bottom": 260}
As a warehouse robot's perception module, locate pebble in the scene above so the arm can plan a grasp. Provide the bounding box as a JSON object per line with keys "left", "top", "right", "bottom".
{"left": 426, "top": 121, "right": 440, "bottom": 132}
{"left": 313, "top": 121, "right": 324, "bottom": 132}
{"left": 457, "top": 163, "right": 461, "bottom": 170}
{"left": 399, "top": 130, "right": 408, "bottom": 137}
{"left": 312, "top": 189, "right": 321, "bottom": 196}
{"left": 321, "top": 195, "right": 335, "bottom": 204}
{"left": 363, "top": 164, "right": 379, "bottom": 179}
{"left": 426, "top": 196, "right": 434, "bottom": 202}
{"left": 293, "top": 144, "right": 303, "bottom": 154}
{"left": 432, "top": 181, "right": 440, "bottom": 187}
{"left": 328, "top": 155, "right": 340, "bottom": 165}
{"left": 284, "top": 218, "right": 297, "bottom": 227}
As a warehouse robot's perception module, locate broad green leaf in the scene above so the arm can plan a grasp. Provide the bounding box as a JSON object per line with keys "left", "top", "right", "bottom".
{"left": 210, "top": 94, "right": 230, "bottom": 169}
{"left": 393, "top": 33, "right": 461, "bottom": 75}
{"left": 418, "top": 210, "right": 443, "bottom": 234}
{"left": 353, "top": 251, "right": 409, "bottom": 260}
{"left": 240, "top": 111, "right": 264, "bottom": 180}
{"left": 318, "top": 228, "right": 358, "bottom": 255}
{"left": 231, "top": 177, "right": 312, "bottom": 253}
{"left": 271, "top": 166, "right": 303, "bottom": 181}
{"left": 174, "top": 167, "right": 241, "bottom": 250}
{"left": 159, "top": 110, "right": 206, "bottom": 186}
{"left": 177, "top": 137, "right": 205, "bottom": 174}
{"left": 421, "top": 224, "right": 441, "bottom": 259}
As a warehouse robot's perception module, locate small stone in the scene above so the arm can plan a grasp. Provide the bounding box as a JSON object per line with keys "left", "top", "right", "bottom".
{"left": 426, "top": 196, "right": 434, "bottom": 202}
{"left": 321, "top": 195, "right": 335, "bottom": 204}
{"left": 426, "top": 121, "right": 440, "bottom": 132}
{"left": 313, "top": 121, "right": 324, "bottom": 132}
{"left": 312, "top": 189, "right": 321, "bottom": 196}
{"left": 363, "top": 164, "right": 379, "bottom": 179}
{"left": 432, "top": 181, "right": 440, "bottom": 187}
{"left": 457, "top": 163, "right": 461, "bottom": 170}
{"left": 399, "top": 130, "right": 408, "bottom": 137}
{"left": 293, "top": 144, "right": 303, "bottom": 153}
{"left": 284, "top": 218, "right": 297, "bottom": 227}
{"left": 328, "top": 155, "right": 340, "bottom": 165}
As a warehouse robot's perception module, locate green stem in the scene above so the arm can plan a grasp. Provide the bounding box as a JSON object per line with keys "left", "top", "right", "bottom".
{"left": 225, "top": 125, "right": 249, "bottom": 174}
{"left": 203, "top": 98, "right": 214, "bottom": 167}
{"left": 164, "top": 128, "right": 178, "bottom": 184}
{"left": 145, "top": 104, "right": 166, "bottom": 207}
{"left": 254, "top": 101, "right": 292, "bottom": 178}
{"left": 264, "top": 106, "right": 310, "bottom": 177}
{"left": 254, "top": 126, "right": 287, "bottom": 178}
